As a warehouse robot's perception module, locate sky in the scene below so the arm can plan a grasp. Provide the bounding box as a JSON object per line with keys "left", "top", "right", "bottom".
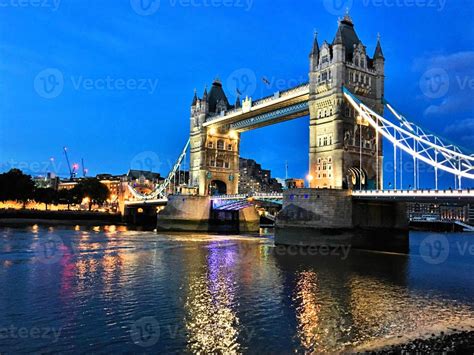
{"left": 0, "top": 0, "right": 473, "bottom": 189}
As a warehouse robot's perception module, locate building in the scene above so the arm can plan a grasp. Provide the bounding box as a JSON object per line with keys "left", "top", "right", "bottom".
{"left": 285, "top": 178, "right": 305, "bottom": 189}
{"left": 238, "top": 158, "right": 283, "bottom": 194}
{"left": 308, "top": 13, "right": 384, "bottom": 190}
{"left": 33, "top": 172, "right": 59, "bottom": 190}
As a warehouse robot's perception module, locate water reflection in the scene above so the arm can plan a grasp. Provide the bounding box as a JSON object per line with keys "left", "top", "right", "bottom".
{"left": 185, "top": 241, "right": 240, "bottom": 353}
{"left": 0, "top": 226, "right": 473, "bottom": 353}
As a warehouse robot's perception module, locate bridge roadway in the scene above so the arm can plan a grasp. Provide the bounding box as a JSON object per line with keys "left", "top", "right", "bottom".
{"left": 203, "top": 83, "right": 310, "bottom": 132}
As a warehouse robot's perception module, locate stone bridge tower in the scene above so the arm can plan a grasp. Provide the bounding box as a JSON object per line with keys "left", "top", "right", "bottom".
{"left": 308, "top": 13, "right": 385, "bottom": 190}
{"left": 189, "top": 79, "right": 241, "bottom": 195}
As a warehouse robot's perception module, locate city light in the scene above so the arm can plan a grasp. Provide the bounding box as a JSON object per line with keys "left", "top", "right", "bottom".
{"left": 209, "top": 127, "right": 216, "bottom": 135}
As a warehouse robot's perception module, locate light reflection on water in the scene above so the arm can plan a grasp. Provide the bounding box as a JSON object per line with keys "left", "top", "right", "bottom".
{"left": 0, "top": 225, "right": 473, "bottom": 353}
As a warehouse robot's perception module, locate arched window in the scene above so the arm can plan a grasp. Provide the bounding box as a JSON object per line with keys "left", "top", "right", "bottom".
{"left": 217, "top": 140, "right": 224, "bottom": 150}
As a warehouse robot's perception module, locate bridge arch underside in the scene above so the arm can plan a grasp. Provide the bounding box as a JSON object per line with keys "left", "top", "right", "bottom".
{"left": 209, "top": 179, "right": 227, "bottom": 195}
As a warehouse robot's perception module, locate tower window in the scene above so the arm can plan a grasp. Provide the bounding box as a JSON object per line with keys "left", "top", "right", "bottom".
{"left": 217, "top": 140, "right": 224, "bottom": 150}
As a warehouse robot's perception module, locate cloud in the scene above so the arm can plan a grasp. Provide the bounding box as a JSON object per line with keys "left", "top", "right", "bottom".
{"left": 413, "top": 51, "right": 474, "bottom": 72}
{"left": 443, "top": 118, "right": 474, "bottom": 149}
{"left": 415, "top": 51, "right": 474, "bottom": 118}
{"left": 423, "top": 95, "right": 472, "bottom": 116}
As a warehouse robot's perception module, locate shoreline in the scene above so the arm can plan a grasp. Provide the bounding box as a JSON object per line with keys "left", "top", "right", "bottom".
{"left": 353, "top": 321, "right": 474, "bottom": 353}
{"left": 0, "top": 210, "right": 124, "bottom": 227}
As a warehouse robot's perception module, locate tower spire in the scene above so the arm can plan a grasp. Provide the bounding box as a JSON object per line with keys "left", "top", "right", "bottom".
{"left": 191, "top": 89, "right": 198, "bottom": 106}
{"left": 374, "top": 33, "right": 384, "bottom": 59}
{"left": 310, "top": 30, "right": 319, "bottom": 57}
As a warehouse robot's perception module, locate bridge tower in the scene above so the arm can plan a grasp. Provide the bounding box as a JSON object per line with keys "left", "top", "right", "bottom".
{"left": 308, "top": 13, "right": 385, "bottom": 190}
{"left": 189, "top": 79, "right": 240, "bottom": 195}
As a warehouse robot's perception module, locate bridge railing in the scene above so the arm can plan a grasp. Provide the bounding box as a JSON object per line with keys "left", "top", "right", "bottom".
{"left": 352, "top": 189, "right": 474, "bottom": 197}
{"left": 210, "top": 192, "right": 284, "bottom": 201}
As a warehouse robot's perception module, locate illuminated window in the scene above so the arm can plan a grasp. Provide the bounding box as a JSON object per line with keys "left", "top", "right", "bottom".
{"left": 228, "top": 144, "right": 233, "bottom": 151}
{"left": 208, "top": 141, "right": 214, "bottom": 148}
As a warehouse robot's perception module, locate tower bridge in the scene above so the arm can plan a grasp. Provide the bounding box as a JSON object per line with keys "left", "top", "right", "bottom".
{"left": 125, "top": 13, "right": 474, "bottom": 240}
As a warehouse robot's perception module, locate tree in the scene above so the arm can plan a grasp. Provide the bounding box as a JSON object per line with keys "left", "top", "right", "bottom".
{"left": 57, "top": 188, "right": 76, "bottom": 210}
{"left": 34, "top": 188, "right": 57, "bottom": 210}
{"left": 75, "top": 179, "right": 109, "bottom": 211}
{"left": 0, "top": 169, "right": 35, "bottom": 208}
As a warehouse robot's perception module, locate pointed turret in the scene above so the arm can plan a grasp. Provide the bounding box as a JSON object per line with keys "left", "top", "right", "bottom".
{"left": 374, "top": 33, "right": 384, "bottom": 59}
{"left": 235, "top": 94, "right": 241, "bottom": 109}
{"left": 310, "top": 31, "right": 319, "bottom": 57}
{"left": 191, "top": 89, "right": 198, "bottom": 106}
{"left": 333, "top": 25, "right": 344, "bottom": 45}
{"left": 207, "top": 78, "right": 230, "bottom": 113}
{"left": 202, "top": 87, "right": 208, "bottom": 101}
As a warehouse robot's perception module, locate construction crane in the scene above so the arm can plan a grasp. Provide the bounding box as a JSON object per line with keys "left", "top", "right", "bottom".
{"left": 81, "top": 158, "right": 87, "bottom": 177}
{"left": 63, "top": 147, "right": 78, "bottom": 179}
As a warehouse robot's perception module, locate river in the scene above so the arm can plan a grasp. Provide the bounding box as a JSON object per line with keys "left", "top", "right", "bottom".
{"left": 0, "top": 225, "right": 473, "bottom": 353}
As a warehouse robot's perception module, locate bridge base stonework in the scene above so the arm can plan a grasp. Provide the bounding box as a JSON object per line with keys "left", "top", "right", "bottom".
{"left": 275, "top": 189, "right": 409, "bottom": 252}
{"left": 156, "top": 195, "right": 260, "bottom": 233}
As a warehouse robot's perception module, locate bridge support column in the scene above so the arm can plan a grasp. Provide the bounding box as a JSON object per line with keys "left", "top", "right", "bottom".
{"left": 275, "top": 189, "right": 409, "bottom": 252}
{"left": 156, "top": 195, "right": 260, "bottom": 233}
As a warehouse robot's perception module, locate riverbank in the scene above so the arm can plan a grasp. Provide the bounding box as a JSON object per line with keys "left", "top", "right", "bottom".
{"left": 0, "top": 209, "right": 123, "bottom": 226}
{"left": 354, "top": 321, "right": 474, "bottom": 353}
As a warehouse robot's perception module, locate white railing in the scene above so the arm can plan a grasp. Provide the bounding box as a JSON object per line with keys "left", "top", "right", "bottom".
{"left": 352, "top": 189, "right": 474, "bottom": 198}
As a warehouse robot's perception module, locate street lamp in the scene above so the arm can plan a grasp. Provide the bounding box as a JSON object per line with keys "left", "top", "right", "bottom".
{"left": 306, "top": 174, "right": 314, "bottom": 188}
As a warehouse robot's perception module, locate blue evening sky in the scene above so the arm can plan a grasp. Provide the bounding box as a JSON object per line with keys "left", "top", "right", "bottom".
{"left": 1, "top": 0, "right": 473, "bottom": 188}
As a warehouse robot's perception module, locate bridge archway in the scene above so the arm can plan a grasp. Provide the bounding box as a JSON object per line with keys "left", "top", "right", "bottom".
{"left": 209, "top": 180, "right": 227, "bottom": 195}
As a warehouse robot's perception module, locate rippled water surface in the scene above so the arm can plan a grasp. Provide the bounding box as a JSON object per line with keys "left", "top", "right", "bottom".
{"left": 0, "top": 225, "right": 473, "bottom": 353}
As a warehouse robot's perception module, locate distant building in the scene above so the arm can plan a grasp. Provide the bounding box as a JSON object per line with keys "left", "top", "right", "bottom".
{"left": 33, "top": 173, "right": 59, "bottom": 190}
{"left": 285, "top": 178, "right": 305, "bottom": 189}
{"left": 126, "top": 170, "right": 163, "bottom": 195}
{"left": 239, "top": 158, "right": 283, "bottom": 194}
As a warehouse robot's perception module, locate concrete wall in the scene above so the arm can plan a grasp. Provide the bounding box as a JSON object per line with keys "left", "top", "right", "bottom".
{"left": 238, "top": 206, "right": 261, "bottom": 233}
{"left": 156, "top": 195, "right": 211, "bottom": 231}
{"left": 276, "top": 189, "right": 353, "bottom": 229}
{"left": 275, "top": 188, "right": 409, "bottom": 252}
{"left": 352, "top": 200, "right": 408, "bottom": 230}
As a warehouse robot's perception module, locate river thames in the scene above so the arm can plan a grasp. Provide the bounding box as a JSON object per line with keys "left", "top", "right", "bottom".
{"left": 0, "top": 225, "right": 473, "bottom": 353}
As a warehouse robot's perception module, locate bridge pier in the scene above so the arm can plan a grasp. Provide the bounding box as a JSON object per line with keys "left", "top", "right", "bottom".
{"left": 156, "top": 195, "right": 260, "bottom": 233}
{"left": 275, "top": 189, "right": 409, "bottom": 252}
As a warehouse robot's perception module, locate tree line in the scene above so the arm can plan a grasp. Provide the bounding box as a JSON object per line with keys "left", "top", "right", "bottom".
{"left": 0, "top": 169, "right": 110, "bottom": 211}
